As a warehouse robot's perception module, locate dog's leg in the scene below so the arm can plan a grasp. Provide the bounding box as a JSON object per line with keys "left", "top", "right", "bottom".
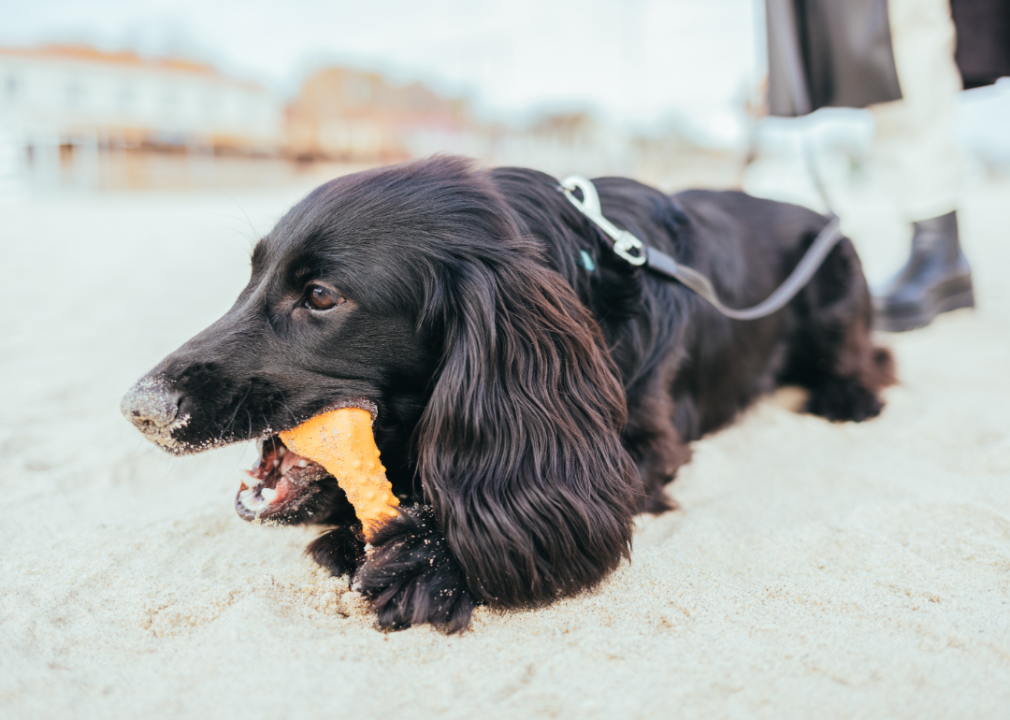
{"left": 784, "top": 239, "right": 896, "bottom": 422}
{"left": 306, "top": 525, "right": 366, "bottom": 577}
{"left": 353, "top": 505, "right": 476, "bottom": 633}
{"left": 304, "top": 488, "right": 367, "bottom": 577}
{"left": 802, "top": 321, "right": 895, "bottom": 422}
{"left": 623, "top": 360, "right": 690, "bottom": 513}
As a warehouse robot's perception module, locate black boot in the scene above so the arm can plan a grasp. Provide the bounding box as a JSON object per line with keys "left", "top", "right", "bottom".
{"left": 873, "top": 211, "right": 975, "bottom": 332}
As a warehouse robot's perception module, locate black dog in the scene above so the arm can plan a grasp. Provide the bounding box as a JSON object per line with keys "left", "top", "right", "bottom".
{"left": 122, "top": 156, "right": 894, "bottom": 633}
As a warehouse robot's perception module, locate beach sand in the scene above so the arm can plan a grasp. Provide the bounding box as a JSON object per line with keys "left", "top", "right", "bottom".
{"left": 1, "top": 178, "right": 1008, "bottom": 719}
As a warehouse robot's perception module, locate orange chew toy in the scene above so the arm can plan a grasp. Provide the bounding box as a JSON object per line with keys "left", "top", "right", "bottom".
{"left": 279, "top": 407, "right": 399, "bottom": 539}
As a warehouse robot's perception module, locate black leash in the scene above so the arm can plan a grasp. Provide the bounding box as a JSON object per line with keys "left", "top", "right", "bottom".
{"left": 559, "top": 175, "right": 845, "bottom": 321}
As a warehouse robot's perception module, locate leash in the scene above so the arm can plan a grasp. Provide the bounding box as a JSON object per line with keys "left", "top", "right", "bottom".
{"left": 558, "top": 175, "right": 844, "bottom": 321}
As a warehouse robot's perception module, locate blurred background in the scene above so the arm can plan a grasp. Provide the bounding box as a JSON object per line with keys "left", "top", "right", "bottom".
{"left": 0, "top": 0, "right": 761, "bottom": 195}
{"left": 2, "top": 0, "right": 1005, "bottom": 201}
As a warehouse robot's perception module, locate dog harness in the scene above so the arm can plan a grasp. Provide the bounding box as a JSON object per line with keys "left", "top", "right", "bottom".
{"left": 559, "top": 175, "right": 845, "bottom": 321}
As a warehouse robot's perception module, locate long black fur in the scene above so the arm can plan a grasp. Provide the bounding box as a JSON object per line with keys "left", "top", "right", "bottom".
{"left": 124, "top": 156, "right": 894, "bottom": 632}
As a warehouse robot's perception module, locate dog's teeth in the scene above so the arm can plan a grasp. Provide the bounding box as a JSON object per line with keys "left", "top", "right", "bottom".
{"left": 260, "top": 487, "right": 278, "bottom": 503}
{"left": 273, "top": 458, "right": 280, "bottom": 468}
{"left": 298, "top": 460, "right": 308, "bottom": 468}
{"left": 239, "top": 489, "right": 266, "bottom": 510}
{"left": 277, "top": 447, "right": 286, "bottom": 458}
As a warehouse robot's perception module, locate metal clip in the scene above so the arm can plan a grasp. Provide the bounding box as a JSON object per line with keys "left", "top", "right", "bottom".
{"left": 559, "top": 175, "right": 647, "bottom": 266}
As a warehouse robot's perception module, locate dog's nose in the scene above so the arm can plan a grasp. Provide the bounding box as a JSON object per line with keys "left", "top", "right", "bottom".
{"left": 120, "top": 377, "right": 184, "bottom": 431}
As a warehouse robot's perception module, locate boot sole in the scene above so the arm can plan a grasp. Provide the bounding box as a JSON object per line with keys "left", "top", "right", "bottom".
{"left": 874, "top": 282, "right": 976, "bottom": 333}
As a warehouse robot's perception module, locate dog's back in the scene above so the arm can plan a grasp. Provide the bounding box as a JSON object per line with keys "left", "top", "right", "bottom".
{"left": 493, "top": 169, "right": 893, "bottom": 502}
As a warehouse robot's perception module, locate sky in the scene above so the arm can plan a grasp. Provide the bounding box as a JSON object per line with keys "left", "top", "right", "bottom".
{"left": 0, "top": 0, "right": 763, "bottom": 138}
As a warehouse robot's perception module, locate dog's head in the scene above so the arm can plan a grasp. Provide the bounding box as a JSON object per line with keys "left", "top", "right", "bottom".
{"left": 122, "top": 157, "right": 502, "bottom": 519}
{"left": 123, "top": 156, "right": 635, "bottom": 601}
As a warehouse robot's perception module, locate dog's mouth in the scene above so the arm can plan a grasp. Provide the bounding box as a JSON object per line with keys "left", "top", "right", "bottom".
{"left": 235, "top": 435, "right": 331, "bottom": 522}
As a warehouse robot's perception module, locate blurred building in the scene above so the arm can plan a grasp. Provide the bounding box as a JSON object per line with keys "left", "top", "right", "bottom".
{"left": 0, "top": 45, "right": 758, "bottom": 195}
{"left": 286, "top": 66, "right": 475, "bottom": 162}
{"left": 0, "top": 44, "right": 284, "bottom": 191}
{"left": 485, "top": 110, "right": 636, "bottom": 178}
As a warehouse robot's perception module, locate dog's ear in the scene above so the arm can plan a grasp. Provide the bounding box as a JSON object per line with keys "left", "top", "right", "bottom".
{"left": 417, "top": 250, "right": 638, "bottom": 608}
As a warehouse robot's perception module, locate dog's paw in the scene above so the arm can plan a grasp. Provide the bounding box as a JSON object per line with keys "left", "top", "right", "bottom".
{"left": 306, "top": 526, "right": 366, "bottom": 577}
{"left": 353, "top": 505, "right": 475, "bottom": 633}
{"left": 805, "top": 377, "right": 883, "bottom": 422}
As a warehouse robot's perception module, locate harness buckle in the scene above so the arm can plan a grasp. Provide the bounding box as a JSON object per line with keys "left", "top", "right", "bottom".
{"left": 612, "top": 230, "right": 646, "bottom": 265}
{"left": 560, "top": 175, "right": 648, "bottom": 267}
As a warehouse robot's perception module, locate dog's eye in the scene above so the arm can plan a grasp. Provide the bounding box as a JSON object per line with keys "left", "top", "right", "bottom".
{"left": 304, "top": 285, "right": 344, "bottom": 311}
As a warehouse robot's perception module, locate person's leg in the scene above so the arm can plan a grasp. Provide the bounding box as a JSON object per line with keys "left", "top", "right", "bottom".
{"left": 870, "top": 0, "right": 974, "bottom": 332}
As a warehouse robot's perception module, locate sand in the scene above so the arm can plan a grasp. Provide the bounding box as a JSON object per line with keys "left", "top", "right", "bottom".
{"left": 1, "top": 178, "right": 1008, "bottom": 719}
